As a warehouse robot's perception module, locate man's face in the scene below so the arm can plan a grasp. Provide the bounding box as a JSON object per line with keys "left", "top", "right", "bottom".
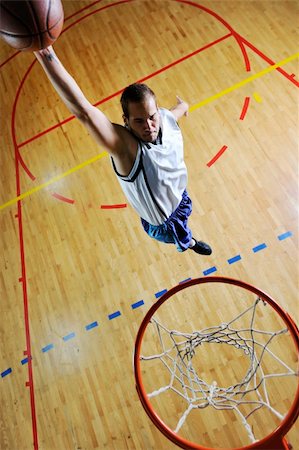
{"left": 125, "top": 94, "right": 160, "bottom": 143}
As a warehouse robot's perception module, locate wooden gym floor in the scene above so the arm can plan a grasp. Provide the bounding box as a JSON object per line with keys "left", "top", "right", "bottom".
{"left": 0, "top": 1, "right": 298, "bottom": 449}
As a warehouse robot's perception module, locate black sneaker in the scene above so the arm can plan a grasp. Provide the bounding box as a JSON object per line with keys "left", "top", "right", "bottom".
{"left": 191, "top": 239, "right": 212, "bottom": 255}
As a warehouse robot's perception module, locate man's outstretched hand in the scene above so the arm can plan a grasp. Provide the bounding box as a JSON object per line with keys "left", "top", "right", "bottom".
{"left": 170, "top": 95, "right": 189, "bottom": 121}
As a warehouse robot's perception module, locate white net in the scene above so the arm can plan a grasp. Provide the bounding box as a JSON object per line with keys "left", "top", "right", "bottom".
{"left": 140, "top": 297, "right": 298, "bottom": 444}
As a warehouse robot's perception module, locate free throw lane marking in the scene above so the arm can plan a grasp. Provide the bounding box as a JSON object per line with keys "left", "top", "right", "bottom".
{"left": 1, "top": 52, "right": 298, "bottom": 212}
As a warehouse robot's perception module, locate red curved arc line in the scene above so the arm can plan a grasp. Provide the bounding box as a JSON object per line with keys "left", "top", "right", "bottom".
{"left": 17, "top": 153, "right": 36, "bottom": 180}
{"left": 233, "top": 33, "right": 251, "bottom": 72}
{"left": 61, "top": 0, "right": 133, "bottom": 35}
{"left": 175, "top": 0, "right": 251, "bottom": 71}
{"left": 207, "top": 145, "right": 228, "bottom": 167}
{"left": 11, "top": 58, "right": 38, "bottom": 184}
{"left": 100, "top": 203, "right": 127, "bottom": 209}
{"left": 51, "top": 192, "right": 75, "bottom": 204}
{"left": 239, "top": 96, "right": 250, "bottom": 120}
{"left": 64, "top": 0, "right": 104, "bottom": 21}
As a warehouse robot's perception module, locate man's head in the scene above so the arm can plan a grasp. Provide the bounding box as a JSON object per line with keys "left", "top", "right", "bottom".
{"left": 120, "top": 83, "right": 160, "bottom": 143}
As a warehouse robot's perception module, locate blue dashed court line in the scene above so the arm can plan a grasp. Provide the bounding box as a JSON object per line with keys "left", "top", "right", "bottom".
{"left": 227, "top": 255, "right": 242, "bottom": 264}
{"left": 203, "top": 266, "right": 217, "bottom": 276}
{"left": 252, "top": 243, "right": 267, "bottom": 253}
{"left": 1, "top": 368, "right": 12, "bottom": 378}
{"left": 85, "top": 321, "right": 98, "bottom": 331}
{"left": 278, "top": 231, "right": 292, "bottom": 241}
{"left": 108, "top": 311, "right": 121, "bottom": 320}
{"left": 131, "top": 300, "right": 144, "bottom": 309}
{"left": 42, "top": 344, "right": 54, "bottom": 353}
{"left": 1, "top": 230, "right": 294, "bottom": 380}
{"left": 179, "top": 277, "right": 192, "bottom": 284}
{"left": 155, "top": 289, "right": 167, "bottom": 298}
{"left": 63, "top": 332, "right": 76, "bottom": 342}
{"left": 21, "top": 356, "right": 32, "bottom": 365}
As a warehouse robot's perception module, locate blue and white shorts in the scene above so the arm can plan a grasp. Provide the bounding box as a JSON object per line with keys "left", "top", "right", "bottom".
{"left": 141, "top": 190, "right": 192, "bottom": 252}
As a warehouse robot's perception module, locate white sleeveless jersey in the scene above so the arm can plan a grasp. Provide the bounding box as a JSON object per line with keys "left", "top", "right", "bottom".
{"left": 112, "top": 108, "right": 188, "bottom": 225}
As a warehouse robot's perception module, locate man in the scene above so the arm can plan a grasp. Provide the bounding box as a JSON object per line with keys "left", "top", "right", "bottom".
{"left": 34, "top": 46, "right": 212, "bottom": 255}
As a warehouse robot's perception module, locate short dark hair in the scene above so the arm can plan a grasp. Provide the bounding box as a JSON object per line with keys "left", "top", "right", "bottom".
{"left": 120, "top": 83, "right": 156, "bottom": 118}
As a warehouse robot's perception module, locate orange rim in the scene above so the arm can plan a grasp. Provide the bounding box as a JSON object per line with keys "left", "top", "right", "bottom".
{"left": 134, "top": 276, "right": 299, "bottom": 450}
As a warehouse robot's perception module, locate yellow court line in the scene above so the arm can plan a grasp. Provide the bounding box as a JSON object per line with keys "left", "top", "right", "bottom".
{"left": 253, "top": 92, "right": 263, "bottom": 103}
{"left": 0, "top": 151, "right": 108, "bottom": 211}
{"left": 1, "top": 51, "right": 298, "bottom": 212}
{"left": 190, "top": 52, "right": 299, "bottom": 112}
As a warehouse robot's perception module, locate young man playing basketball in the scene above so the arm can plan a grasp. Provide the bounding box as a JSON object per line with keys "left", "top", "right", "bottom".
{"left": 34, "top": 47, "right": 212, "bottom": 255}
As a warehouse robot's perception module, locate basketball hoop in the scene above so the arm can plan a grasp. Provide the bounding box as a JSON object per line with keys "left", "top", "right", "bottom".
{"left": 134, "top": 276, "right": 299, "bottom": 450}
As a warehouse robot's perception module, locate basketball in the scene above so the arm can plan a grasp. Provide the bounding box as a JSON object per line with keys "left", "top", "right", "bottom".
{"left": 0, "top": 0, "right": 64, "bottom": 51}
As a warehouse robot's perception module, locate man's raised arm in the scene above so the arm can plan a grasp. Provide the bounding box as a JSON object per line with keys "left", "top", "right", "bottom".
{"left": 34, "top": 46, "right": 132, "bottom": 158}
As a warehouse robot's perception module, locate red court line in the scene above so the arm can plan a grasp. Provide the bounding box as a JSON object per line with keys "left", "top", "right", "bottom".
{"left": 18, "top": 32, "right": 232, "bottom": 149}
{"left": 18, "top": 152, "right": 36, "bottom": 181}
{"left": 234, "top": 33, "right": 251, "bottom": 72}
{"left": 11, "top": 45, "right": 39, "bottom": 450}
{"left": 207, "top": 145, "right": 228, "bottom": 167}
{"left": 14, "top": 162, "right": 38, "bottom": 450}
{"left": 18, "top": 112, "right": 75, "bottom": 149}
{"left": 51, "top": 192, "right": 75, "bottom": 204}
{"left": 100, "top": 203, "right": 127, "bottom": 209}
{"left": 0, "top": 50, "right": 20, "bottom": 69}
{"left": 239, "top": 96, "right": 250, "bottom": 120}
